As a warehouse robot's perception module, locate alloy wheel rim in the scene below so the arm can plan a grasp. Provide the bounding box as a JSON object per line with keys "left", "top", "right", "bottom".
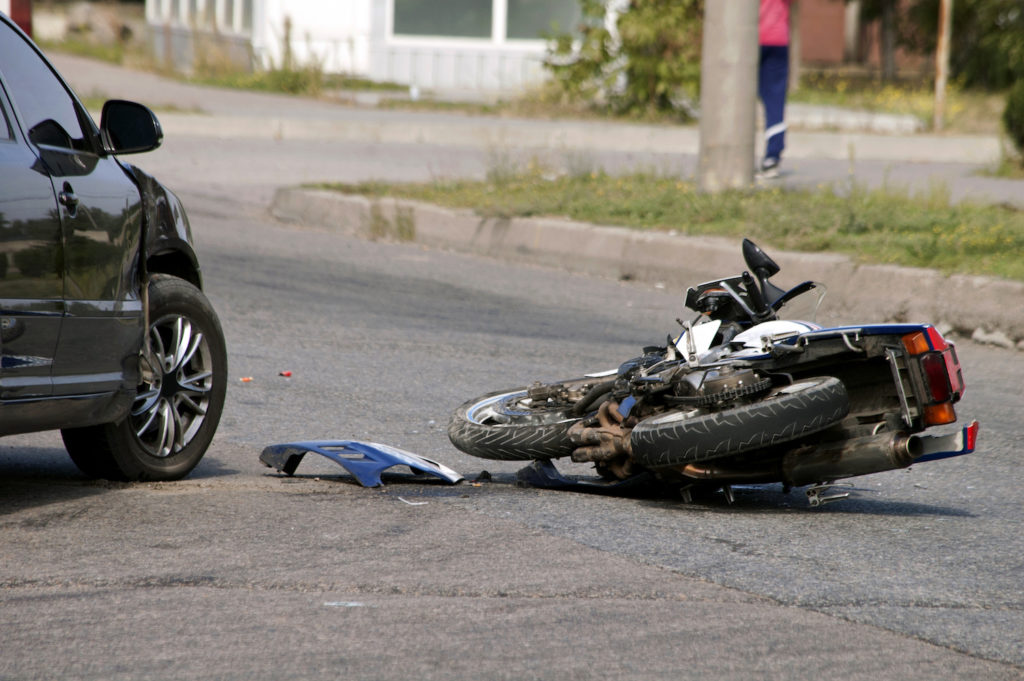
{"left": 131, "top": 314, "right": 213, "bottom": 458}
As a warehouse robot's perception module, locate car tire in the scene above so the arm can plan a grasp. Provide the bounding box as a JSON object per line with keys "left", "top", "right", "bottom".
{"left": 62, "top": 274, "right": 227, "bottom": 481}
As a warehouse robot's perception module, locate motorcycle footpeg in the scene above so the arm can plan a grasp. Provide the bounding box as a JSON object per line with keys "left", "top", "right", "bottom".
{"left": 806, "top": 482, "right": 855, "bottom": 507}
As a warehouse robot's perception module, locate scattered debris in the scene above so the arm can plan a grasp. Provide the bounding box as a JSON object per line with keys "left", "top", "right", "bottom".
{"left": 279, "top": 370, "right": 293, "bottom": 377}
{"left": 515, "top": 459, "right": 659, "bottom": 494}
{"left": 397, "top": 497, "right": 428, "bottom": 506}
{"left": 240, "top": 376, "right": 253, "bottom": 383}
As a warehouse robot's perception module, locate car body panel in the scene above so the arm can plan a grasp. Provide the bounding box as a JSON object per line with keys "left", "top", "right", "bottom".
{"left": 0, "top": 76, "right": 64, "bottom": 400}
{"left": 127, "top": 164, "right": 201, "bottom": 287}
{"left": 35, "top": 134, "right": 146, "bottom": 398}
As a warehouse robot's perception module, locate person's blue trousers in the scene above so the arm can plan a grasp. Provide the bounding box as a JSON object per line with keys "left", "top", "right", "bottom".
{"left": 758, "top": 45, "right": 789, "bottom": 162}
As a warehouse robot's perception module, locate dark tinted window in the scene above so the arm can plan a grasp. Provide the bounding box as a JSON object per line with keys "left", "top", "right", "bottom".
{"left": 394, "top": 0, "right": 492, "bottom": 38}
{"left": 507, "top": 0, "right": 578, "bottom": 39}
{"left": 0, "top": 20, "right": 86, "bottom": 149}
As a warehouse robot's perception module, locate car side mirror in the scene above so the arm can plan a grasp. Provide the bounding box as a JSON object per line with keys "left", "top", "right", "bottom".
{"left": 100, "top": 100, "right": 163, "bottom": 154}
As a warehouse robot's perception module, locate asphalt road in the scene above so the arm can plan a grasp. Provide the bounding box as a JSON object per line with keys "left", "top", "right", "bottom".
{"left": 2, "top": 61, "right": 1023, "bottom": 678}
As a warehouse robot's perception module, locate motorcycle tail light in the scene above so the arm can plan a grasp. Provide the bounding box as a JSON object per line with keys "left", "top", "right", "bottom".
{"left": 903, "top": 328, "right": 965, "bottom": 427}
{"left": 921, "top": 353, "right": 953, "bottom": 402}
{"left": 924, "top": 402, "right": 957, "bottom": 426}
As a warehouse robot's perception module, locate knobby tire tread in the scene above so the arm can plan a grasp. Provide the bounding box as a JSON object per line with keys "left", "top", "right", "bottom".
{"left": 447, "top": 389, "right": 579, "bottom": 461}
{"left": 631, "top": 376, "right": 849, "bottom": 467}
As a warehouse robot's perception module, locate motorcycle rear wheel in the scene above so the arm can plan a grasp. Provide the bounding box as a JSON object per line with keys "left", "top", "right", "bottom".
{"left": 447, "top": 387, "right": 583, "bottom": 460}
{"left": 631, "top": 376, "right": 848, "bottom": 467}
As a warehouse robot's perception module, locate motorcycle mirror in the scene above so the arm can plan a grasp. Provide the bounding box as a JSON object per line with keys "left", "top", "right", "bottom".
{"left": 684, "top": 287, "right": 700, "bottom": 310}
{"left": 742, "top": 239, "right": 780, "bottom": 278}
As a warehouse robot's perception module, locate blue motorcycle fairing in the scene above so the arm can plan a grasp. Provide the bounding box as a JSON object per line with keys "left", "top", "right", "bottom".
{"left": 260, "top": 440, "right": 464, "bottom": 487}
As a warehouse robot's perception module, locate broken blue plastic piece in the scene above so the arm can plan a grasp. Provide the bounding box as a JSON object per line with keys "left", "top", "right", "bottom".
{"left": 260, "top": 440, "right": 464, "bottom": 487}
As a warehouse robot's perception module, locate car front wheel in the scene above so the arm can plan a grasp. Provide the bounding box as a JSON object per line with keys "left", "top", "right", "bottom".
{"left": 62, "top": 274, "right": 228, "bottom": 481}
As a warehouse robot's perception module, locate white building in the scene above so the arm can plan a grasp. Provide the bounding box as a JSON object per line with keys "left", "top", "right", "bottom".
{"left": 146, "top": 0, "right": 580, "bottom": 94}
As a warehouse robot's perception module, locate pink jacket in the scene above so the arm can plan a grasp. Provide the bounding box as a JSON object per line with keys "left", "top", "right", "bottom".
{"left": 759, "top": 0, "right": 792, "bottom": 46}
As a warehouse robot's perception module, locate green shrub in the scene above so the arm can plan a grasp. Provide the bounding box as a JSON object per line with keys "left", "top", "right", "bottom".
{"left": 1003, "top": 79, "right": 1024, "bottom": 161}
{"left": 544, "top": 0, "right": 703, "bottom": 118}
{"left": 906, "top": 0, "right": 1024, "bottom": 89}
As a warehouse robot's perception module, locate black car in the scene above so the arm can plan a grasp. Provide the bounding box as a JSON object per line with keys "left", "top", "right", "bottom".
{"left": 0, "top": 14, "right": 227, "bottom": 481}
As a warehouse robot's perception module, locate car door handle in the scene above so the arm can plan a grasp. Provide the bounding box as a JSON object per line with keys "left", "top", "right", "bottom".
{"left": 58, "top": 181, "right": 79, "bottom": 217}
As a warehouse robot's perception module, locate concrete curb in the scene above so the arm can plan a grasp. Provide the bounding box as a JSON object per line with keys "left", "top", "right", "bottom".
{"left": 271, "top": 187, "right": 1024, "bottom": 349}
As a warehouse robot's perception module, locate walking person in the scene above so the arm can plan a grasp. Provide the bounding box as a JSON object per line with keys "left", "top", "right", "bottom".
{"left": 758, "top": 0, "right": 792, "bottom": 177}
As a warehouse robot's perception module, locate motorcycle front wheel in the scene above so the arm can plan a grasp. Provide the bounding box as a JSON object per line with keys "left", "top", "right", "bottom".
{"left": 630, "top": 376, "right": 849, "bottom": 468}
{"left": 448, "top": 386, "right": 585, "bottom": 460}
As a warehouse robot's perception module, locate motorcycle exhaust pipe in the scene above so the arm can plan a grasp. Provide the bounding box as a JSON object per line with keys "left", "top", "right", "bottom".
{"left": 782, "top": 432, "right": 924, "bottom": 488}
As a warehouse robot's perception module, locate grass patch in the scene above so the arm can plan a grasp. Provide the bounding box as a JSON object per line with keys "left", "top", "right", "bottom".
{"left": 791, "top": 72, "right": 1007, "bottom": 136}
{"left": 39, "top": 37, "right": 128, "bottom": 64}
{"left": 191, "top": 71, "right": 406, "bottom": 97}
{"left": 979, "top": 146, "right": 1024, "bottom": 179}
{"left": 190, "top": 68, "right": 327, "bottom": 96}
{"left": 984, "top": 160, "right": 1024, "bottom": 179}
{"left": 317, "top": 166, "right": 1024, "bottom": 281}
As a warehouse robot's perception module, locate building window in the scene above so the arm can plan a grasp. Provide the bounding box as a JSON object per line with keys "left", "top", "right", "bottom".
{"left": 394, "top": 0, "right": 492, "bottom": 39}
{"left": 222, "top": 0, "right": 234, "bottom": 31}
{"left": 506, "top": 0, "right": 578, "bottom": 40}
{"left": 241, "top": 0, "right": 252, "bottom": 32}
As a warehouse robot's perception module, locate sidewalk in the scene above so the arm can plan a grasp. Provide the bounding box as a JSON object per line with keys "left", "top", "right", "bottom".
{"left": 53, "top": 53, "right": 1008, "bottom": 168}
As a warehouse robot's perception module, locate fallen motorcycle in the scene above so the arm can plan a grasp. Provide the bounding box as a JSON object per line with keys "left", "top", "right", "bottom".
{"left": 448, "top": 239, "right": 978, "bottom": 506}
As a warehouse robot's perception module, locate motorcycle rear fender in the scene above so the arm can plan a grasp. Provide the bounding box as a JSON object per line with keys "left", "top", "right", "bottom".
{"left": 913, "top": 420, "right": 979, "bottom": 462}
{"left": 729, "top": 323, "right": 944, "bottom": 359}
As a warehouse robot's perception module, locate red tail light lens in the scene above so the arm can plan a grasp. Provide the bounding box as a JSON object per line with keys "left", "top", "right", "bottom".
{"left": 921, "top": 353, "right": 953, "bottom": 403}
{"left": 944, "top": 344, "right": 965, "bottom": 400}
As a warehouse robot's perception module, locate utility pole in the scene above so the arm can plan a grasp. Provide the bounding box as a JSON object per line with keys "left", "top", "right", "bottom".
{"left": 933, "top": 0, "right": 953, "bottom": 131}
{"left": 697, "top": 0, "right": 759, "bottom": 192}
